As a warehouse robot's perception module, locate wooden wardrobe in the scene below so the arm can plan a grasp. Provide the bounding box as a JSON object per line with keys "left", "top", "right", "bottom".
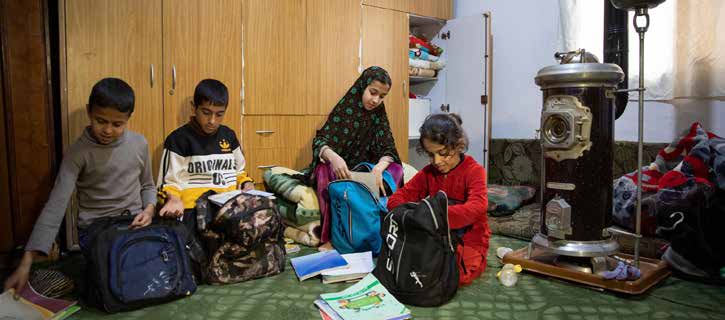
{"left": 62, "top": 0, "right": 242, "bottom": 180}
{"left": 61, "top": 0, "right": 451, "bottom": 185}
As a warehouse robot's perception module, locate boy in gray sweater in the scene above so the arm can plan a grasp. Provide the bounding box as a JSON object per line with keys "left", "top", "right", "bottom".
{"left": 4, "top": 78, "right": 157, "bottom": 293}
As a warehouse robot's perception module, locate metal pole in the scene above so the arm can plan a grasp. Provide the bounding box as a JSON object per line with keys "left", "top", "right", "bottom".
{"left": 633, "top": 8, "right": 650, "bottom": 268}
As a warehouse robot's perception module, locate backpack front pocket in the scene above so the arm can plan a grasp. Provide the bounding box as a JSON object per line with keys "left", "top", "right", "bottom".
{"left": 109, "top": 232, "right": 182, "bottom": 303}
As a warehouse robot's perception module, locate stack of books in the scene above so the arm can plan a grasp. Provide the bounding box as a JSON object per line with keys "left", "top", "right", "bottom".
{"left": 321, "top": 251, "right": 374, "bottom": 284}
{"left": 314, "top": 274, "right": 411, "bottom": 320}
{"left": 291, "top": 250, "right": 349, "bottom": 281}
{"left": 0, "top": 282, "right": 80, "bottom": 320}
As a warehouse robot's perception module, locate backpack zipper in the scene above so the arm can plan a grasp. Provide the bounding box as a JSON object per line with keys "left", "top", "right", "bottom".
{"left": 440, "top": 191, "right": 455, "bottom": 252}
{"left": 422, "top": 198, "right": 439, "bottom": 230}
{"left": 344, "top": 189, "right": 353, "bottom": 243}
{"left": 330, "top": 179, "right": 388, "bottom": 244}
{"left": 422, "top": 193, "right": 454, "bottom": 253}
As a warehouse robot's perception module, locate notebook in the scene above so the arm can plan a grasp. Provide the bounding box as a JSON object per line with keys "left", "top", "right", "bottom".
{"left": 321, "top": 251, "right": 374, "bottom": 284}
{"left": 317, "top": 274, "right": 411, "bottom": 320}
{"left": 0, "top": 283, "right": 80, "bottom": 320}
{"left": 290, "top": 250, "right": 349, "bottom": 281}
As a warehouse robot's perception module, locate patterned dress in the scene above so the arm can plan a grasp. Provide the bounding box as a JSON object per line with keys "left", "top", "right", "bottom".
{"left": 308, "top": 66, "right": 403, "bottom": 243}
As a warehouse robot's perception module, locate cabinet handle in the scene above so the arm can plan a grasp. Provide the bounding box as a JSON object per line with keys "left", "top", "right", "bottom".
{"left": 171, "top": 64, "right": 177, "bottom": 90}
{"left": 255, "top": 130, "right": 275, "bottom": 134}
{"left": 257, "top": 165, "right": 277, "bottom": 169}
{"left": 150, "top": 64, "right": 155, "bottom": 88}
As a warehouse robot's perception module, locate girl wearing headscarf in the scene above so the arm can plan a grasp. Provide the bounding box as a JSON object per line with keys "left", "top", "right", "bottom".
{"left": 307, "top": 66, "right": 403, "bottom": 246}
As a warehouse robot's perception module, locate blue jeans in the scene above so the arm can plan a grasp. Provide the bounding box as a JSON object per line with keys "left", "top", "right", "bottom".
{"left": 78, "top": 228, "right": 91, "bottom": 253}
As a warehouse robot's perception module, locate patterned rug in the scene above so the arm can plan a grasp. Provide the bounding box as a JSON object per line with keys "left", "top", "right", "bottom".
{"left": 52, "top": 235, "right": 723, "bottom": 320}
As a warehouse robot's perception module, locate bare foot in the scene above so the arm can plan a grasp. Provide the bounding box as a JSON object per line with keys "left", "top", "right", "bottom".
{"left": 318, "top": 242, "right": 334, "bottom": 252}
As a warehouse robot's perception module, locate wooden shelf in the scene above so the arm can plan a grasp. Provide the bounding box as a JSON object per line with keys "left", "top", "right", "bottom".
{"left": 409, "top": 75, "right": 437, "bottom": 83}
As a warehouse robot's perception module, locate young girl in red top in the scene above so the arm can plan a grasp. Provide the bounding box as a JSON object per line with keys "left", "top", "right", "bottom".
{"left": 387, "top": 113, "right": 490, "bottom": 286}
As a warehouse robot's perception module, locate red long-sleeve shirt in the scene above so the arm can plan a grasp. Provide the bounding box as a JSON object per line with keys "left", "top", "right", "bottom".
{"left": 387, "top": 155, "right": 491, "bottom": 255}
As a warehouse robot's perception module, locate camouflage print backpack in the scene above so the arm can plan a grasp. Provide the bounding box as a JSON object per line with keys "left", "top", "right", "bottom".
{"left": 198, "top": 192, "right": 286, "bottom": 284}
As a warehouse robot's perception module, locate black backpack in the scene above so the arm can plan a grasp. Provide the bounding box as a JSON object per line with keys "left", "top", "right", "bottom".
{"left": 82, "top": 214, "right": 205, "bottom": 313}
{"left": 373, "top": 191, "right": 459, "bottom": 307}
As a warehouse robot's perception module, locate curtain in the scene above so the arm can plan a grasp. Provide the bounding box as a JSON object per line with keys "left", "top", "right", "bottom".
{"left": 557, "top": 0, "right": 725, "bottom": 101}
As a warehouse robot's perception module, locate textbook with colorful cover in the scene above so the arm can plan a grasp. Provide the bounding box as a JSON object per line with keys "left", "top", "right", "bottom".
{"left": 0, "top": 282, "right": 80, "bottom": 320}
{"left": 321, "top": 251, "right": 374, "bottom": 284}
{"left": 316, "top": 274, "right": 411, "bottom": 320}
{"left": 291, "top": 250, "right": 349, "bottom": 281}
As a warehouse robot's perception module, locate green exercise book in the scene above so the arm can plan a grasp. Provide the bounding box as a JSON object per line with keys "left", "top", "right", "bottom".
{"left": 317, "top": 274, "right": 411, "bottom": 320}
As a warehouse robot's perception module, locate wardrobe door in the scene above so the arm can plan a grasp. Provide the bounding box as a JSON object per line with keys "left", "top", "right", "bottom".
{"left": 163, "top": 0, "right": 242, "bottom": 134}
{"left": 362, "top": 6, "right": 410, "bottom": 162}
{"left": 408, "top": 0, "right": 453, "bottom": 20}
{"left": 362, "top": 0, "right": 407, "bottom": 12}
{"left": 306, "top": 0, "right": 361, "bottom": 115}
{"left": 64, "top": 0, "right": 164, "bottom": 175}
{"left": 243, "top": 0, "right": 306, "bottom": 115}
{"left": 242, "top": 115, "right": 326, "bottom": 183}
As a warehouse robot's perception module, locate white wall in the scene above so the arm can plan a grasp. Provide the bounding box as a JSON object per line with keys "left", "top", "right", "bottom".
{"left": 454, "top": 0, "right": 725, "bottom": 143}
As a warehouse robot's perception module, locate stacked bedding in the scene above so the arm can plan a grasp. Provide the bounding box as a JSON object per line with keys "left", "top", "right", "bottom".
{"left": 409, "top": 34, "right": 445, "bottom": 79}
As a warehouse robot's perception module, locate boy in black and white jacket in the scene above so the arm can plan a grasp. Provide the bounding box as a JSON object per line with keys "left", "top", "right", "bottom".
{"left": 157, "top": 79, "right": 253, "bottom": 226}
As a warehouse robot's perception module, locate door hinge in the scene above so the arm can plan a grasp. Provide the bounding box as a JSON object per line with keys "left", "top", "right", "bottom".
{"left": 481, "top": 95, "right": 488, "bottom": 105}
{"left": 441, "top": 30, "right": 450, "bottom": 40}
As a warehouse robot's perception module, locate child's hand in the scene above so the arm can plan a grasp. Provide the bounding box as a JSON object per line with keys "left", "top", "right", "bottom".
{"left": 328, "top": 151, "right": 351, "bottom": 180}
{"left": 3, "top": 251, "right": 34, "bottom": 295}
{"left": 241, "top": 181, "right": 255, "bottom": 191}
{"left": 130, "top": 206, "right": 154, "bottom": 230}
{"left": 371, "top": 163, "right": 387, "bottom": 197}
{"left": 159, "top": 197, "right": 184, "bottom": 218}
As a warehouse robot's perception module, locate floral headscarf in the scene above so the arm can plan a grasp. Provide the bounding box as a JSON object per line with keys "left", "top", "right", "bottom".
{"left": 307, "top": 66, "right": 401, "bottom": 172}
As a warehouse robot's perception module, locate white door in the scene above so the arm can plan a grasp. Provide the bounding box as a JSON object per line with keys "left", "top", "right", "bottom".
{"left": 443, "top": 14, "right": 489, "bottom": 167}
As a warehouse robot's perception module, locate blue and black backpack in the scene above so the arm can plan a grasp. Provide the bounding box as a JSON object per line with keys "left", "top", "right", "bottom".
{"left": 83, "top": 214, "right": 205, "bottom": 313}
{"left": 328, "top": 162, "right": 397, "bottom": 256}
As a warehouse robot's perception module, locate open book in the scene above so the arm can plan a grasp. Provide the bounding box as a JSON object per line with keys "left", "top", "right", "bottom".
{"left": 316, "top": 274, "right": 411, "bottom": 320}
{"left": 0, "top": 282, "right": 80, "bottom": 320}
{"left": 208, "top": 189, "right": 275, "bottom": 206}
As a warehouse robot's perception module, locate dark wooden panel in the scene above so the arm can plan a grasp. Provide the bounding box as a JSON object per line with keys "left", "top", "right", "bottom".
{"left": 0, "top": 45, "right": 13, "bottom": 252}
{"left": 0, "top": 0, "right": 56, "bottom": 247}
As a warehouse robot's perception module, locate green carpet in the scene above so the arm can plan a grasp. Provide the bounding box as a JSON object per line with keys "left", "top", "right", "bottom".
{"left": 53, "top": 235, "right": 723, "bottom": 319}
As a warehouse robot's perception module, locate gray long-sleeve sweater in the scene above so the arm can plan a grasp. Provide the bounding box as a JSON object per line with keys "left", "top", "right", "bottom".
{"left": 25, "top": 128, "right": 157, "bottom": 255}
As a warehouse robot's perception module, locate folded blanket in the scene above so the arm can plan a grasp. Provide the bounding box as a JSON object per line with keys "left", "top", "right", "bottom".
{"left": 284, "top": 222, "right": 321, "bottom": 247}
{"left": 263, "top": 167, "right": 320, "bottom": 227}
{"left": 409, "top": 48, "right": 439, "bottom": 62}
{"left": 408, "top": 66, "right": 436, "bottom": 77}
{"left": 409, "top": 58, "right": 446, "bottom": 70}
{"left": 409, "top": 34, "right": 444, "bottom": 56}
{"left": 409, "top": 34, "right": 433, "bottom": 52}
